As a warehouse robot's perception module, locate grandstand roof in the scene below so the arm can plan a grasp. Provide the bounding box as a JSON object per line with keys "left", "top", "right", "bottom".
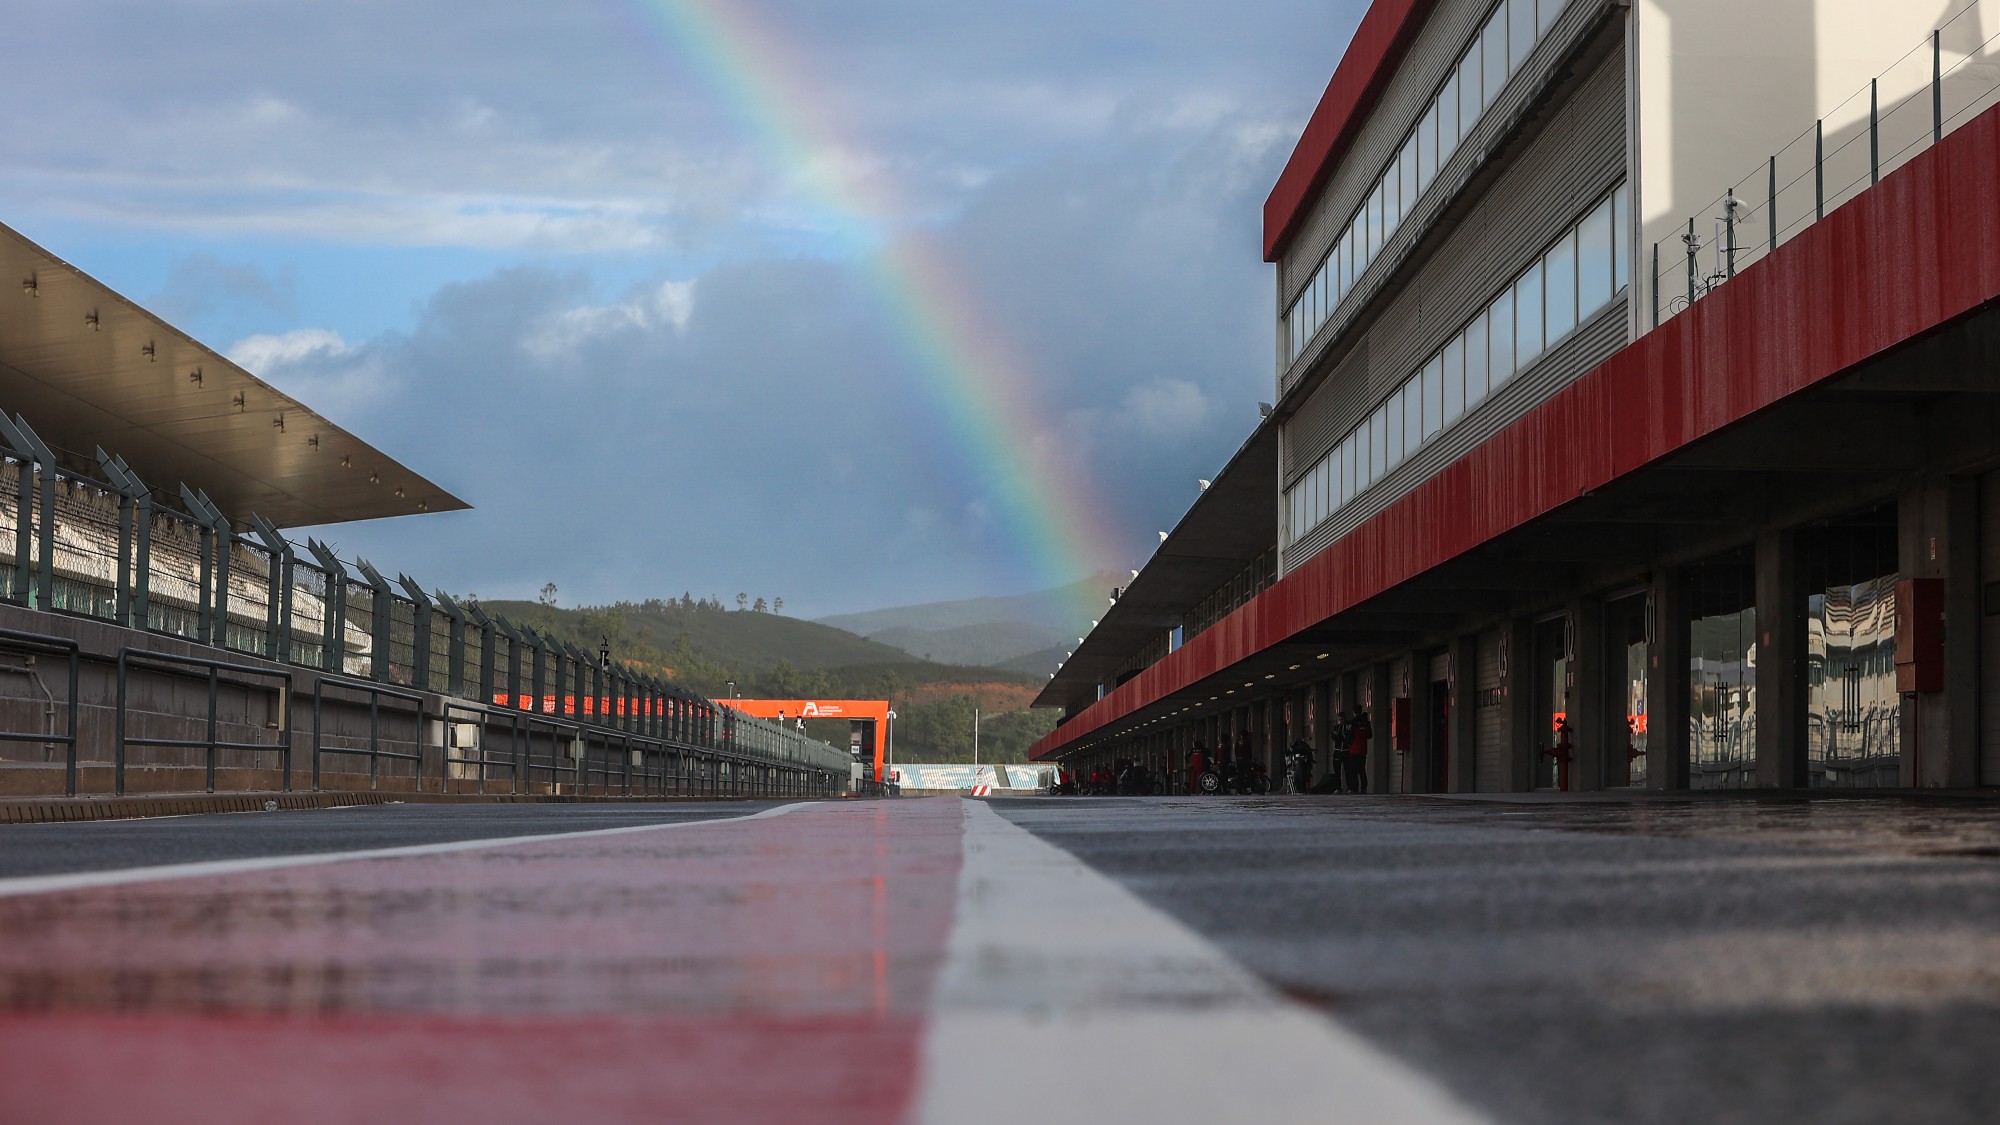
{"left": 0, "top": 221, "right": 468, "bottom": 528}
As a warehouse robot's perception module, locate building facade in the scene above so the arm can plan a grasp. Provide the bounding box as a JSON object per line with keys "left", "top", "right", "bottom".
{"left": 1032, "top": 0, "right": 2000, "bottom": 794}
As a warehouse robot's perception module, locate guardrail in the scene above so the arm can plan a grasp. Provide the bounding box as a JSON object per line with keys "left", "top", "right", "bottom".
{"left": 0, "top": 628, "right": 79, "bottom": 796}
{"left": 312, "top": 675, "right": 424, "bottom": 792}
{"left": 114, "top": 648, "right": 291, "bottom": 796}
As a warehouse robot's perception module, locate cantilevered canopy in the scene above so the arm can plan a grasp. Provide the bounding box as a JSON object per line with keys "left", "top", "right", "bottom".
{"left": 0, "top": 221, "right": 468, "bottom": 527}
{"left": 1033, "top": 418, "right": 1278, "bottom": 713}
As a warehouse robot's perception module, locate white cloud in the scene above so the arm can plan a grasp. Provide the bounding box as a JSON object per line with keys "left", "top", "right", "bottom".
{"left": 228, "top": 327, "right": 348, "bottom": 372}
{"left": 227, "top": 328, "right": 391, "bottom": 424}
{"left": 522, "top": 279, "right": 697, "bottom": 361}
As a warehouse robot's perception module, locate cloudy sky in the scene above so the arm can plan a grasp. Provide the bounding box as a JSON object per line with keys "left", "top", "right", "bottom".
{"left": 5, "top": 0, "right": 1366, "bottom": 616}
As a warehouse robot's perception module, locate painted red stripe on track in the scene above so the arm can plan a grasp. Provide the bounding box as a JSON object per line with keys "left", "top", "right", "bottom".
{"left": 0, "top": 800, "right": 965, "bottom": 1124}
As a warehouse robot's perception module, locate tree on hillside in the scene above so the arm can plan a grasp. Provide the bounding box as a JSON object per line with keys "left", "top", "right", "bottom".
{"left": 773, "top": 597, "right": 784, "bottom": 614}
{"left": 753, "top": 597, "right": 768, "bottom": 613}
{"left": 736, "top": 592, "right": 748, "bottom": 611}
{"left": 539, "top": 583, "right": 558, "bottom": 607}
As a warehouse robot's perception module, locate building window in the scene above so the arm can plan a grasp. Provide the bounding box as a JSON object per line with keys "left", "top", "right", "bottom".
{"left": 1544, "top": 229, "right": 1577, "bottom": 342}
{"left": 1515, "top": 259, "right": 1545, "bottom": 364}
{"left": 1283, "top": 0, "right": 1572, "bottom": 365}
{"left": 1284, "top": 183, "right": 1629, "bottom": 550}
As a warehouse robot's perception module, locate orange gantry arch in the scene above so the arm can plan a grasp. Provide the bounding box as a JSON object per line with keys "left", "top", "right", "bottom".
{"left": 720, "top": 699, "right": 893, "bottom": 784}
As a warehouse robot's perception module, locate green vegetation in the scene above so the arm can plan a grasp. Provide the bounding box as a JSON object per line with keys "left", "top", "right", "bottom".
{"left": 467, "top": 593, "right": 1054, "bottom": 762}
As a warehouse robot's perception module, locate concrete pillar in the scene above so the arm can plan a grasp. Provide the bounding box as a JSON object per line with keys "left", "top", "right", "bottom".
{"left": 1505, "top": 616, "right": 1536, "bottom": 791}
{"left": 1449, "top": 633, "right": 1478, "bottom": 793}
{"left": 1755, "top": 528, "right": 1807, "bottom": 788}
{"left": 1647, "top": 567, "right": 1692, "bottom": 791}
{"left": 1367, "top": 663, "right": 1393, "bottom": 794}
{"left": 1569, "top": 597, "right": 1605, "bottom": 792}
{"left": 1899, "top": 475, "right": 1981, "bottom": 787}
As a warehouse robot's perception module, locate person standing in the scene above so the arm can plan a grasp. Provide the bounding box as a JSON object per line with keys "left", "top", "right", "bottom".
{"left": 1187, "top": 739, "right": 1211, "bottom": 794}
{"left": 1330, "top": 711, "right": 1352, "bottom": 792}
{"left": 1345, "top": 709, "right": 1372, "bottom": 794}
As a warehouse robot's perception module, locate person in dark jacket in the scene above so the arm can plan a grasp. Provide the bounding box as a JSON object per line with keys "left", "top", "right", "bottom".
{"left": 1344, "top": 710, "right": 1372, "bottom": 793}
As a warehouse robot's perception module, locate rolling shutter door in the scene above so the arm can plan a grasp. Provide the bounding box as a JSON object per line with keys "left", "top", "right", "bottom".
{"left": 1475, "top": 628, "right": 1508, "bottom": 791}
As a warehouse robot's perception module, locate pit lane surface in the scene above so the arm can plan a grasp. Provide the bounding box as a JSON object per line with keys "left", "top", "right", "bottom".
{"left": 0, "top": 793, "right": 1995, "bottom": 1123}
{"left": 995, "top": 794, "right": 2000, "bottom": 1125}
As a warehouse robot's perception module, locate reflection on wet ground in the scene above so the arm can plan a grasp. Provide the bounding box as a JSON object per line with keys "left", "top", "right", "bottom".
{"left": 1160, "top": 793, "right": 2000, "bottom": 858}
{"left": 0, "top": 801, "right": 963, "bottom": 1019}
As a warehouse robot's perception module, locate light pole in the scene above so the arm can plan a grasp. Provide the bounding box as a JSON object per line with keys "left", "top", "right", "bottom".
{"left": 725, "top": 679, "right": 736, "bottom": 699}
{"left": 885, "top": 709, "right": 898, "bottom": 790}
{"left": 973, "top": 707, "right": 980, "bottom": 767}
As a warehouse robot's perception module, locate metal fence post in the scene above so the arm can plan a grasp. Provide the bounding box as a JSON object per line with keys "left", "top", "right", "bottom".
{"left": 0, "top": 415, "right": 59, "bottom": 610}
{"left": 1935, "top": 29, "right": 1943, "bottom": 144}
{"left": 434, "top": 589, "right": 469, "bottom": 698}
{"left": 493, "top": 614, "right": 523, "bottom": 709}
{"left": 1869, "top": 79, "right": 1879, "bottom": 185}
{"left": 1768, "top": 156, "right": 1778, "bottom": 252}
{"left": 250, "top": 515, "right": 294, "bottom": 663}
{"left": 355, "top": 559, "right": 393, "bottom": 683}
{"left": 1815, "top": 119, "right": 1825, "bottom": 219}
{"left": 305, "top": 540, "right": 348, "bottom": 675}
{"left": 1723, "top": 188, "right": 1737, "bottom": 277}
{"left": 397, "top": 575, "right": 434, "bottom": 693}
{"left": 1685, "top": 218, "right": 1697, "bottom": 308}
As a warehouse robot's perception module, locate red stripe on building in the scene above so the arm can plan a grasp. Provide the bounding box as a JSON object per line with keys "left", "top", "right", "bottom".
{"left": 1041, "top": 102, "right": 2000, "bottom": 760}
{"left": 1264, "top": 0, "right": 1442, "bottom": 262}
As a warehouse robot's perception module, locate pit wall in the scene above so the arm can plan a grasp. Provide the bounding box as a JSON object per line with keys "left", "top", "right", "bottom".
{"left": 0, "top": 603, "right": 836, "bottom": 802}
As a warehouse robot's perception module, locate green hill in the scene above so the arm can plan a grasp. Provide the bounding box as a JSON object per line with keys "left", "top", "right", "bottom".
{"left": 480, "top": 598, "right": 911, "bottom": 672}
{"left": 814, "top": 573, "right": 1114, "bottom": 638}
{"left": 868, "top": 619, "right": 1070, "bottom": 667}
{"left": 472, "top": 598, "right": 1039, "bottom": 703}
{"left": 994, "top": 644, "right": 1068, "bottom": 678}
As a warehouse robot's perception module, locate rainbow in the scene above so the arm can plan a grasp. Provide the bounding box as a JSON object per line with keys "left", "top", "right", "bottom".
{"left": 615, "top": 0, "right": 1118, "bottom": 615}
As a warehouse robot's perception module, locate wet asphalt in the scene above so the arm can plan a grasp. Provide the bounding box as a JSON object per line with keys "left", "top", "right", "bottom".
{"left": 0, "top": 801, "right": 795, "bottom": 879}
{"left": 3, "top": 792, "right": 1998, "bottom": 1122}
{"left": 996, "top": 794, "right": 2000, "bottom": 1125}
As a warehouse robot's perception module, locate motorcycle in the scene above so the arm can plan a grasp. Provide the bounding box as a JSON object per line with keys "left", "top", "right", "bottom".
{"left": 1282, "top": 748, "right": 1315, "bottom": 795}
{"left": 1221, "top": 760, "right": 1270, "bottom": 795}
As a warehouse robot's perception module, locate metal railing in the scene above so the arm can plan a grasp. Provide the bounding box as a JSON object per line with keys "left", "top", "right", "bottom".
{"left": 0, "top": 628, "right": 80, "bottom": 796}
{"left": 311, "top": 676, "right": 425, "bottom": 792}
{"left": 114, "top": 648, "right": 292, "bottom": 796}
{"left": 1651, "top": 7, "right": 2000, "bottom": 327}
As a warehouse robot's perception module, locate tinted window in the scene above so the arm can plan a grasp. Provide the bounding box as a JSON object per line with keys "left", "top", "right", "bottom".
{"left": 1422, "top": 356, "right": 1444, "bottom": 438}
{"left": 1510, "top": 0, "right": 1535, "bottom": 71}
{"left": 1544, "top": 231, "right": 1576, "bottom": 342}
{"left": 1490, "top": 287, "right": 1516, "bottom": 382}
{"left": 1482, "top": 9, "right": 1508, "bottom": 104}
{"left": 1442, "top": 334, "right": 1465, "bottom": 424}
{"left": 1515, "top": 260, "right": 1544, "bottom": 362}
{"left": 1459, "top": 49, "right": 1482, "bottom": 126}
{"left": 1577, "top": 197, "right": 1613, "bottom": 314}
{"left": 1464, "top": 309, "right": 1489, "bottom": 403}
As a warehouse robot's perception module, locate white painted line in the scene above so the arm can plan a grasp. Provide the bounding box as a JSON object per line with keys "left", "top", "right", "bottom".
{"left": 0, "top": 801, "right": 811, "bottom": 899}
{"left": 915, "top": 799, "right": 1491, "bottom": 1125}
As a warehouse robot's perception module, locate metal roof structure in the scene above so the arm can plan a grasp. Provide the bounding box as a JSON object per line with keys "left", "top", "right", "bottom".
{"left": 0, "top": 220, "right": 467, "bottom": 528}
{"left": 1033, "top": 418, "right": 1277, "bottom": 711}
